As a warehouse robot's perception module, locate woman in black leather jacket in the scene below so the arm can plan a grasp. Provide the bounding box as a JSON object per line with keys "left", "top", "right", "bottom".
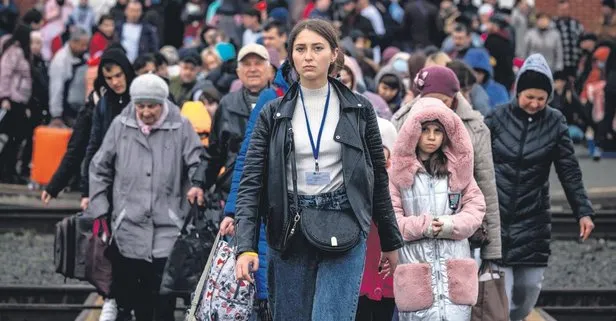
{"left": 234, "top": 19, "right": 403, "bottom": 321}
{"left": 485, "top": 53, "right": 595, "bottom": 321}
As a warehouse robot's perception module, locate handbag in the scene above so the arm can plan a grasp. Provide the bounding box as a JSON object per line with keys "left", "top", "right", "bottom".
{"left": 471, "top": 261, "right": 509, "bottom": 321}
{"left": 184, "top": 233, "right": 255, "bottom": 321}
{"left": 285, "top": 132, "right": 361, "bottom": 253}
{"left": 54, "top": 212, "right": 92, "bottom": 281}
{"left": 160, "top": 202, "right": 219, "bottom": 297}
{"left": 85, "top": 217, "right": 112, "bottom": 296}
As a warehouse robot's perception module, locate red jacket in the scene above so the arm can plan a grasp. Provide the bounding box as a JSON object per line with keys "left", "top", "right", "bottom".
{"left": 359, "top": 222, "right": 394, "bottom": 300}
{"left": 89, "top": 31, "right": 109, "bottom": 58}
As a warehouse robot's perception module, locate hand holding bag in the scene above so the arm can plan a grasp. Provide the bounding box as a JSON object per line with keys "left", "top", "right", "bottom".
{"left": 160, "top": 203, "right": 219, "bottom": 297}
{"left": 85, "top": 217, "right": 112, "bottom": 296}
{"left": 185, "top": 233, "right": 255, "bottom": 321}
{"left": 471, "top": 261, "right": 509, "bottom": 321}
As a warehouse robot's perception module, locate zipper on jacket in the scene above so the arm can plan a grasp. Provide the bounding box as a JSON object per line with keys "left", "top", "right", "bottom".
{"left": 429, "top": 177, "right": 446, "bottom": 320}
{"left": 505, "top": 118, "right": 530, "bottom": 258}
{"left": 282, "top": 127, "right": 299, "bottom": 248}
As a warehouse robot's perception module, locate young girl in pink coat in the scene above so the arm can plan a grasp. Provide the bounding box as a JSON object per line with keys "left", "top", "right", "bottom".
{"left": 390, "top": 98, "right": 486, "bottom": 321}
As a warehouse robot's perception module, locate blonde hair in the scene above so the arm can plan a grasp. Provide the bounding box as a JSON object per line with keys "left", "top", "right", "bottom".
{"left": 201, "top": 48, "right": 221, "bottom": 70}
{"left": 425, "top": 52, "right": 452, "bottom": 67}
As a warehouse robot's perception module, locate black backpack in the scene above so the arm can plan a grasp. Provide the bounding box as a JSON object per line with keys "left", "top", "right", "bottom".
{"left": 54, "top": 212, "right": 92, "bottom": 280}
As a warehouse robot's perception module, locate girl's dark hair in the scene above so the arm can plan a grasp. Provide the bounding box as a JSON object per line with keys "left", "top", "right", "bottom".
{"left": 1, "top": 24, "right": 32, "bottom": 61}
{"left": 379, "top": 74, "right": 401, "bottom": 90}
{"left": 417, "top": 120, "right": 449, "bottom": 178}
{"left": 287, "top": 19, "right": 339, "bottom": 75}
{"left": 98, "top": 14, "right": 114, "bottom": 25}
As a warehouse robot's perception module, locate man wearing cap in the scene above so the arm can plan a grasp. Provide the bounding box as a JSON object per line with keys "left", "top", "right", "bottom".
{"left": 89, "top": 73, "right": 203, "bottom": 321}
{"left": 169, "top": 54, "right": 203, "bottom": 107}
{"left": 190, "top": 43, "right": 271, "bottom": 198}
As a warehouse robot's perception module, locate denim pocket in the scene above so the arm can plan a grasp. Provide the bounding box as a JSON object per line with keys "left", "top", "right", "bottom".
{"left": 393, "top": 263, "right": 433, "bottom": 312}
{"left": 446, "top": 258, "right": 478, "bottom": 305}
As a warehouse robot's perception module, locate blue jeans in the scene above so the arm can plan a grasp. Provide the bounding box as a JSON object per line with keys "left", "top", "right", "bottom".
{"left": 267, "top": 188, "right": 367, "bottom": 321}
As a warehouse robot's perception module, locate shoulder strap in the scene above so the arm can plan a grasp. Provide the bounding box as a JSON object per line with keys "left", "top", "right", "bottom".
{"left": 289, "top": 127, "right": 301, "bottom": 237}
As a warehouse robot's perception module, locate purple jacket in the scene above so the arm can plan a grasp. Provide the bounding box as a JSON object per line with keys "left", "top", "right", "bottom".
{"left": 0, "top": 35, "right": 32, "bottom": 104}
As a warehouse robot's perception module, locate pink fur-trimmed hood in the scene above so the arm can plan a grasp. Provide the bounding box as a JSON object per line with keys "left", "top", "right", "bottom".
{"left": 391, "top": 97, "right": 474, "bottom": 191}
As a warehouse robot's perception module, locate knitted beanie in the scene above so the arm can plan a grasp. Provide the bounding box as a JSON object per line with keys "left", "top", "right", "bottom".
{"left": 516, "top": 70, "right": 552, "bottom": 96}
{"left": 130, "top": 74, "right": 169, "bottom": 105}
{"left": 415, "top": 66, "right": 461, "bottom": 98}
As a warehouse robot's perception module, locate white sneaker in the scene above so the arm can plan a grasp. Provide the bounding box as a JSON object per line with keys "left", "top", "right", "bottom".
{"left": 99, "top": 298, "right": 118, "bottom": 321}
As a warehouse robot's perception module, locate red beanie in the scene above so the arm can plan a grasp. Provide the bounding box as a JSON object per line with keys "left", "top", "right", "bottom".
{"left": 414, "top": 66, "right": 461, "bottom": 98}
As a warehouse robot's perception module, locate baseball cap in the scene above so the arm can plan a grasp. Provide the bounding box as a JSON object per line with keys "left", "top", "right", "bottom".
{"left": 237, "top": 43, "right": 270, "bottom": 62}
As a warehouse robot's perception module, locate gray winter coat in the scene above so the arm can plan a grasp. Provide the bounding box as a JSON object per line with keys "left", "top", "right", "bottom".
{"left": 391, "top": 93, "right": 501, "bottom": 259}
{"left": 524, "top": 27, "right": 564, "bottom": 72}
{"left": 88, "top": 101, "right": 203, "bottom": 261}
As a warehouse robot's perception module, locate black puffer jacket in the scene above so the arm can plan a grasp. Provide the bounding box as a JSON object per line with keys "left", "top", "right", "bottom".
{"left": 234, "top": 79, "right": 404, "bottom": 255}
{"left": 485, "top": 54, "right": 593, "bottom": 266}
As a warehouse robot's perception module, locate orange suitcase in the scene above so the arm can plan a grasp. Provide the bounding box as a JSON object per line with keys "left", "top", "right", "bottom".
{"left": 31, "top": 126, "right": 73, "bottom": 185}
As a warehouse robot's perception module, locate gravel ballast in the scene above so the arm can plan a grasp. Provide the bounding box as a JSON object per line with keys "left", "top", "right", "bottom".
{"left": 1, "top": 232, "right": 615, "bottom": 287}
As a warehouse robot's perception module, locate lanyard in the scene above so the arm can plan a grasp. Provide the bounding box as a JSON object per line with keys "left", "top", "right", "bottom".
{"left": 298, "top": 83, "right": 331, "bottom": 172}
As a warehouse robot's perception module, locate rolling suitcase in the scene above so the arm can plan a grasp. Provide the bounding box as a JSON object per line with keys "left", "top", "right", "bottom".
{"left": 31, "top": 126, "right": 72, "bottom": 185}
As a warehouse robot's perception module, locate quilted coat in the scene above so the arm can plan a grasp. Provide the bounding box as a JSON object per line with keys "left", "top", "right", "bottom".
{"left": 485, "top": 54, "right": 594, "bottom": 266}
{"left": 392, "top": 95, "right": 501, "bottom": 259}
{"left": 390, "top": 99, "right": 486, "bottom": 321}
{"left": 0, "top": 35, "right": 32, "bottom": 104}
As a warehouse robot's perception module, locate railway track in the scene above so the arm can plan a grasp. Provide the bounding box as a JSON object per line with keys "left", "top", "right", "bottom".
{"left": 0, "top": 285, "right": 96, "bottom": 321}
{"left": 536, "top": 289, "right": 616, "bottom": 321}
{"left": 1, "top": 285, "right": 614, "bottom": 321}
{"left": 2, "top": 206, "right": 616, "bottom": 239}
{"left": 0, "top": 207, "right": 81, "bottom": 234}
{"left": 0, "top": 285, "right": 188, "bottom": 321}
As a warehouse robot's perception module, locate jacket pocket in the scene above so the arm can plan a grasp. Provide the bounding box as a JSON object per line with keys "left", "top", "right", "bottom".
{"left": 446, "top": 258, "right": 478, "bottom": 306}
{"left": 393, "top": 263, "right": 433, "bottom": 312}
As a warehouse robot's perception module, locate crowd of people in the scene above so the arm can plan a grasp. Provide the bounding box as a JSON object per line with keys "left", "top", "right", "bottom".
{"left": 0, "top": 0, "right": 604, "bottom": 320}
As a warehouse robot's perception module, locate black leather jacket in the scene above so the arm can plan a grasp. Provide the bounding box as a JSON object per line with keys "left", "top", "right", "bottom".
{"left": 234, "top": 79, "right": 403, "bottom": 255}
{"left": 486, "top": 101, "right": 593, "bottom": 266}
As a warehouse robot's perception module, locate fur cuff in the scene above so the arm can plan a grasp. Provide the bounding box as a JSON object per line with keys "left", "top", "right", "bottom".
{"left": 436, "top": 216, "right": 454, "bottom": 239}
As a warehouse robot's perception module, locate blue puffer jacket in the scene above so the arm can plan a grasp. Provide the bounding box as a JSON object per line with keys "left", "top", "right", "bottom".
{"left": 224, "top": 63, "right": 290, "bottom": 300}
{"left": 464, "top": 48, "right": 510, "bottom": 108}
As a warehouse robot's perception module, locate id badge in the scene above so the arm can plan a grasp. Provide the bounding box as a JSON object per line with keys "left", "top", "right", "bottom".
{"left": 305, "top": 171, "right": 331, "bottom": 186}
{"left": 448, "top": 192, "right": 461, "bottom": 210}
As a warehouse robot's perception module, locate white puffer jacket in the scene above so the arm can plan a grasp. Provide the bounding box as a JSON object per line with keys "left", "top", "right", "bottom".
{"left": 390, "top": 99, "right": 486, "bottom": 321}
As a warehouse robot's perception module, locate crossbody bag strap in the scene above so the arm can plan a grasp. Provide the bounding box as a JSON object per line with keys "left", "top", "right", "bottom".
{"left": 289, "top": 127, "right": 301, "bottom": 237}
